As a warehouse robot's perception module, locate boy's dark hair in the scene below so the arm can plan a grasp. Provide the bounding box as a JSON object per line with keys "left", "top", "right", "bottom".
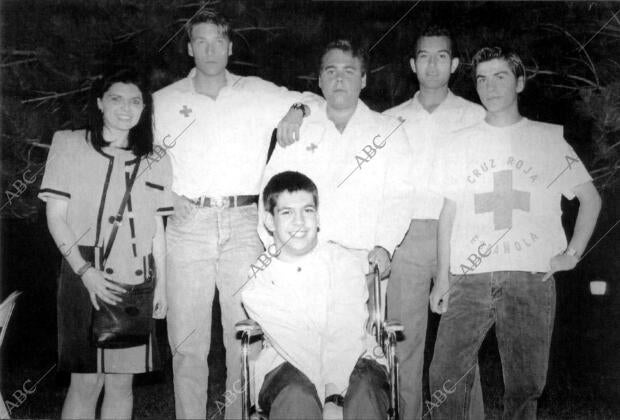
{"left": 414, "top": 25, "right": 456, "bottom": 58}
{"left": 471, "top": 46, "right": 526, "bottom": 83}
{"left": 263, "top": 171, "right": 319, "bottom": 215}
{"left": 185, "top": 10, "right": 231, "bottom": 40}
{"left": 86, "top": 67, "right": 153, "bottom": 157}
{"left": 320, "top": 39, "right": 369, "bottom": 76}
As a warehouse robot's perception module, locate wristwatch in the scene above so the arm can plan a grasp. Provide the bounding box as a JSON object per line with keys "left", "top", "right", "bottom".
{"left": 325, "top": 394, "right": 344, "bottom": 407}
{"left": 76, "top": 261, "right": 93, "bottom": 276}
{"left": 290, "top": 102, "right": 308, "bottom": 118}
{"left": 564, "top": 247, "right": 580, "bottom": 259}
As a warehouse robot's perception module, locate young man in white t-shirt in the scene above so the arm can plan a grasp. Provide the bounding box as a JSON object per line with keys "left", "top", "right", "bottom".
{"left": 382, "top": 26, "right": 485, "bottom": 419}
{"left": 428, "top": 47, "right": 601, "bottom": 419}
{"left": 242, "top": 171, "right": 389, "bottom": 420}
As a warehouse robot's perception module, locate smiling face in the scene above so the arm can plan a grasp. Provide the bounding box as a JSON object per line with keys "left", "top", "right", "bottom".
{"left": 318, "top": 48, "right": 366, "bottom": 111}
{"left": 188, "top": 22, "right": 232, "bottom": 77}
{"left": 264, "top": 190, "right": 319, "bottom": 262}
{"left": 96, "top": 82, "right": 144, "bottom": 136}
{"left": 411, "top": 36, "right": 458, "bottom": 90}
{"left": 475, "top": 58, "right": 524, "bottom": 117}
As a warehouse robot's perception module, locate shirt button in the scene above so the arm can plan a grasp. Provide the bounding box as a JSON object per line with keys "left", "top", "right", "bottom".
{"left": 297, "top": 267, "right": 302, "bottom": 272}
{"left": 105, "top": 268, "right": 114, "bottom": 274}
{"left": 135, "top": 269, "right": 143, "bottom": 276}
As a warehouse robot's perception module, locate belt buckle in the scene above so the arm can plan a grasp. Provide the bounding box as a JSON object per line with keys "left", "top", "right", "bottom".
{"left": 212, "top": 196, "right": 230, "bottom": 209}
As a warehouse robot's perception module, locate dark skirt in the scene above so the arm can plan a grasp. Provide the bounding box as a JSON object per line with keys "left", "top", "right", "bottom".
{"left": 57, "top": 246, "right": 161, "bottom": 373}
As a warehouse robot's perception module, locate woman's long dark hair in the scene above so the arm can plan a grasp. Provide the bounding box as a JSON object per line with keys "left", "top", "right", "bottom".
{"left": 86, "top": 67, "right": 154, "bottom": 157}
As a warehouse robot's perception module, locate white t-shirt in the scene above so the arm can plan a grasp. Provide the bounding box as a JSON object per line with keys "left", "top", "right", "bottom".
{"left": 384, "top": 91, "right": 485, "bottom": 220}
{"left": 429, "top": 118, "right": 592, "bottom": 274}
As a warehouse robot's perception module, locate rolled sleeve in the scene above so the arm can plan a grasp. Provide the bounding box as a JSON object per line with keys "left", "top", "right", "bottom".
{"left": 246, "top": 77, "right": 322, "bottom": 127}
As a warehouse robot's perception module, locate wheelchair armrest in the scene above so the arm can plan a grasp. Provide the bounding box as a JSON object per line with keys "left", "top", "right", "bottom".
{"left": 384, "top": 319, "right": 404, "bottom": 333}
{"left": 235, "top": 319, "right": 264, "bottom": 337}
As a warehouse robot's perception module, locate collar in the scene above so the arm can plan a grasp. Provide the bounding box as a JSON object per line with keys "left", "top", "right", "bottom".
{"left": 85, "top": 130, "right": 137, "bottom": 163}
{"left": 99, "top": 146, "right": 139, "bottom": 164}
{"left": 316, "top": 99, "right": 372, "bottom": 132}
{"left": 482, "top": 116, "right": 528, "bottom": 131}
{"left": 182, "top": 68, "right": 242, "bottom": 94}
{"left": 410, "top": 89, "right": 457, "bottom": 115}
{"left": 270, "top": 240, "right": 329, "bottom": 271}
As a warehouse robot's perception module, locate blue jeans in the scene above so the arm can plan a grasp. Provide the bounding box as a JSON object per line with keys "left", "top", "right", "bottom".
{"left": 259, "top": 358, "right": 390, "bottom": 420}
{"left": 429, "top": 271, "right": 556, "bottom": 420}
{"left": 166, "top": 204, "right": 263, "bottom": 419}
{"left": 388, "top": 220, "right": 483, "bottom": 419}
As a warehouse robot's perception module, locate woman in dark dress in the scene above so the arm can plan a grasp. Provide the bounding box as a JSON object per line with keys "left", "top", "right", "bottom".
{"left": 39, "top": 68, "right": 173, "bottom": 419}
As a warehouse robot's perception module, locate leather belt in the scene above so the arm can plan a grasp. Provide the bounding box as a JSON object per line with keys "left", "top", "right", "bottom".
{"left": 190, "top": 195, "right": 258, "bottom": 209}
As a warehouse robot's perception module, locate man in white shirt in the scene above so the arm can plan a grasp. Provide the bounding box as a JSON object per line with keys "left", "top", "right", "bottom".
{"left": 428, "top": 47, "right": 601, "bottom": 419}
{"left": 382, "top": 26, "right": 485, "bottom": 419}
{"left": 153, "top": 11, "right": 314, "bottom": 419}
{"left": 242, "top": 171, "right": 389, "bottom": 420}
{"left": 259, "top": 39, "right": 413, "bottom": 281}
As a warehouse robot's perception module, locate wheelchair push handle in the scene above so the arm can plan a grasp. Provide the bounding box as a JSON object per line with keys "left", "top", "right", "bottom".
{"left": 235, "top": 319, "right": 263, "bottom": 337}
{"left": 370, "top": 262, "right": 383, "bottom": 345}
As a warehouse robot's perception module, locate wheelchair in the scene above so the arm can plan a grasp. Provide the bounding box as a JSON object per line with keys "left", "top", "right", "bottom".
{"left": 235, "top": 263, "right": 403, "bottom": 420}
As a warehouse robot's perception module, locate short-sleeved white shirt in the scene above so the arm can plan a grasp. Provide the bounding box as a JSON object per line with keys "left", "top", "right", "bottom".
{"left": 153, "top": 69, "right": 313, "bottom": 198}
{"left": 384, "top": 91, "right": 485, "bottom": 220}
{"left": 259, "top": 100, "right": 414, "bottom": 261}
{"left": 429, "top": 118, "right": 592, "bottom": 274}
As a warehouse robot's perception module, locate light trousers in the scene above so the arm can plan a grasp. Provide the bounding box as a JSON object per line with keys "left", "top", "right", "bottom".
{"left": 166, "top": 204, "right": 263, "bottom": 419}
{"left": 388, "top": 220, "right": 484, "bottom": 419}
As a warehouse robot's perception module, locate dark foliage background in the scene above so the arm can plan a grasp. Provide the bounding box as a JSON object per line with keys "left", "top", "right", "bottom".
{"left": 2, "top": 1, "right": 620, "bottom": 221}
{"left": 1, "top": 1, "right": 619, "bottom": 418}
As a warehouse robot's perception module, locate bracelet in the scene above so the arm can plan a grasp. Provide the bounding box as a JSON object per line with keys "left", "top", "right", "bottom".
{"left": 290, "top": 103, "right": 308, "bottom": 118}
{"left": 76, "top": 262, "right": 93, "bottom": 277}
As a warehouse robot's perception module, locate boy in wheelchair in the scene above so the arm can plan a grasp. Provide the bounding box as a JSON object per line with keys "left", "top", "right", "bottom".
{"left": 241, "top": 171, "right": 390, "bottom": 420}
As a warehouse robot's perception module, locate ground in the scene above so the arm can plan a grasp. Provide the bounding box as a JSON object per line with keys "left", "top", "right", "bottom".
{"left": 1, "top": 219, "right": 619, "bottom": 419}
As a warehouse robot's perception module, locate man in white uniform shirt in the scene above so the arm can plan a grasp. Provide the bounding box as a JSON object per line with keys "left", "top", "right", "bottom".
{"left": 259, "top": 39, "right": 413, "bottom": 280}
{"left": 382, "top": 26, "right": 485, "bottom": 419}
{"left": 153, "top": 11, "right": 315, "bottom": 419}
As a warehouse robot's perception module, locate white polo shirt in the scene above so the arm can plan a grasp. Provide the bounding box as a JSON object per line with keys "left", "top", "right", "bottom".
{"left": 384, "top": 90, "right": 485, "bottom": 220}
{"left": 153, "top": 69, "right": 314, "bottom": 198}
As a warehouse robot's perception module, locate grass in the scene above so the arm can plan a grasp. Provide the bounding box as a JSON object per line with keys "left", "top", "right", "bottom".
{"left": 3, "top": 320, "right": 620, "bottom": 420}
